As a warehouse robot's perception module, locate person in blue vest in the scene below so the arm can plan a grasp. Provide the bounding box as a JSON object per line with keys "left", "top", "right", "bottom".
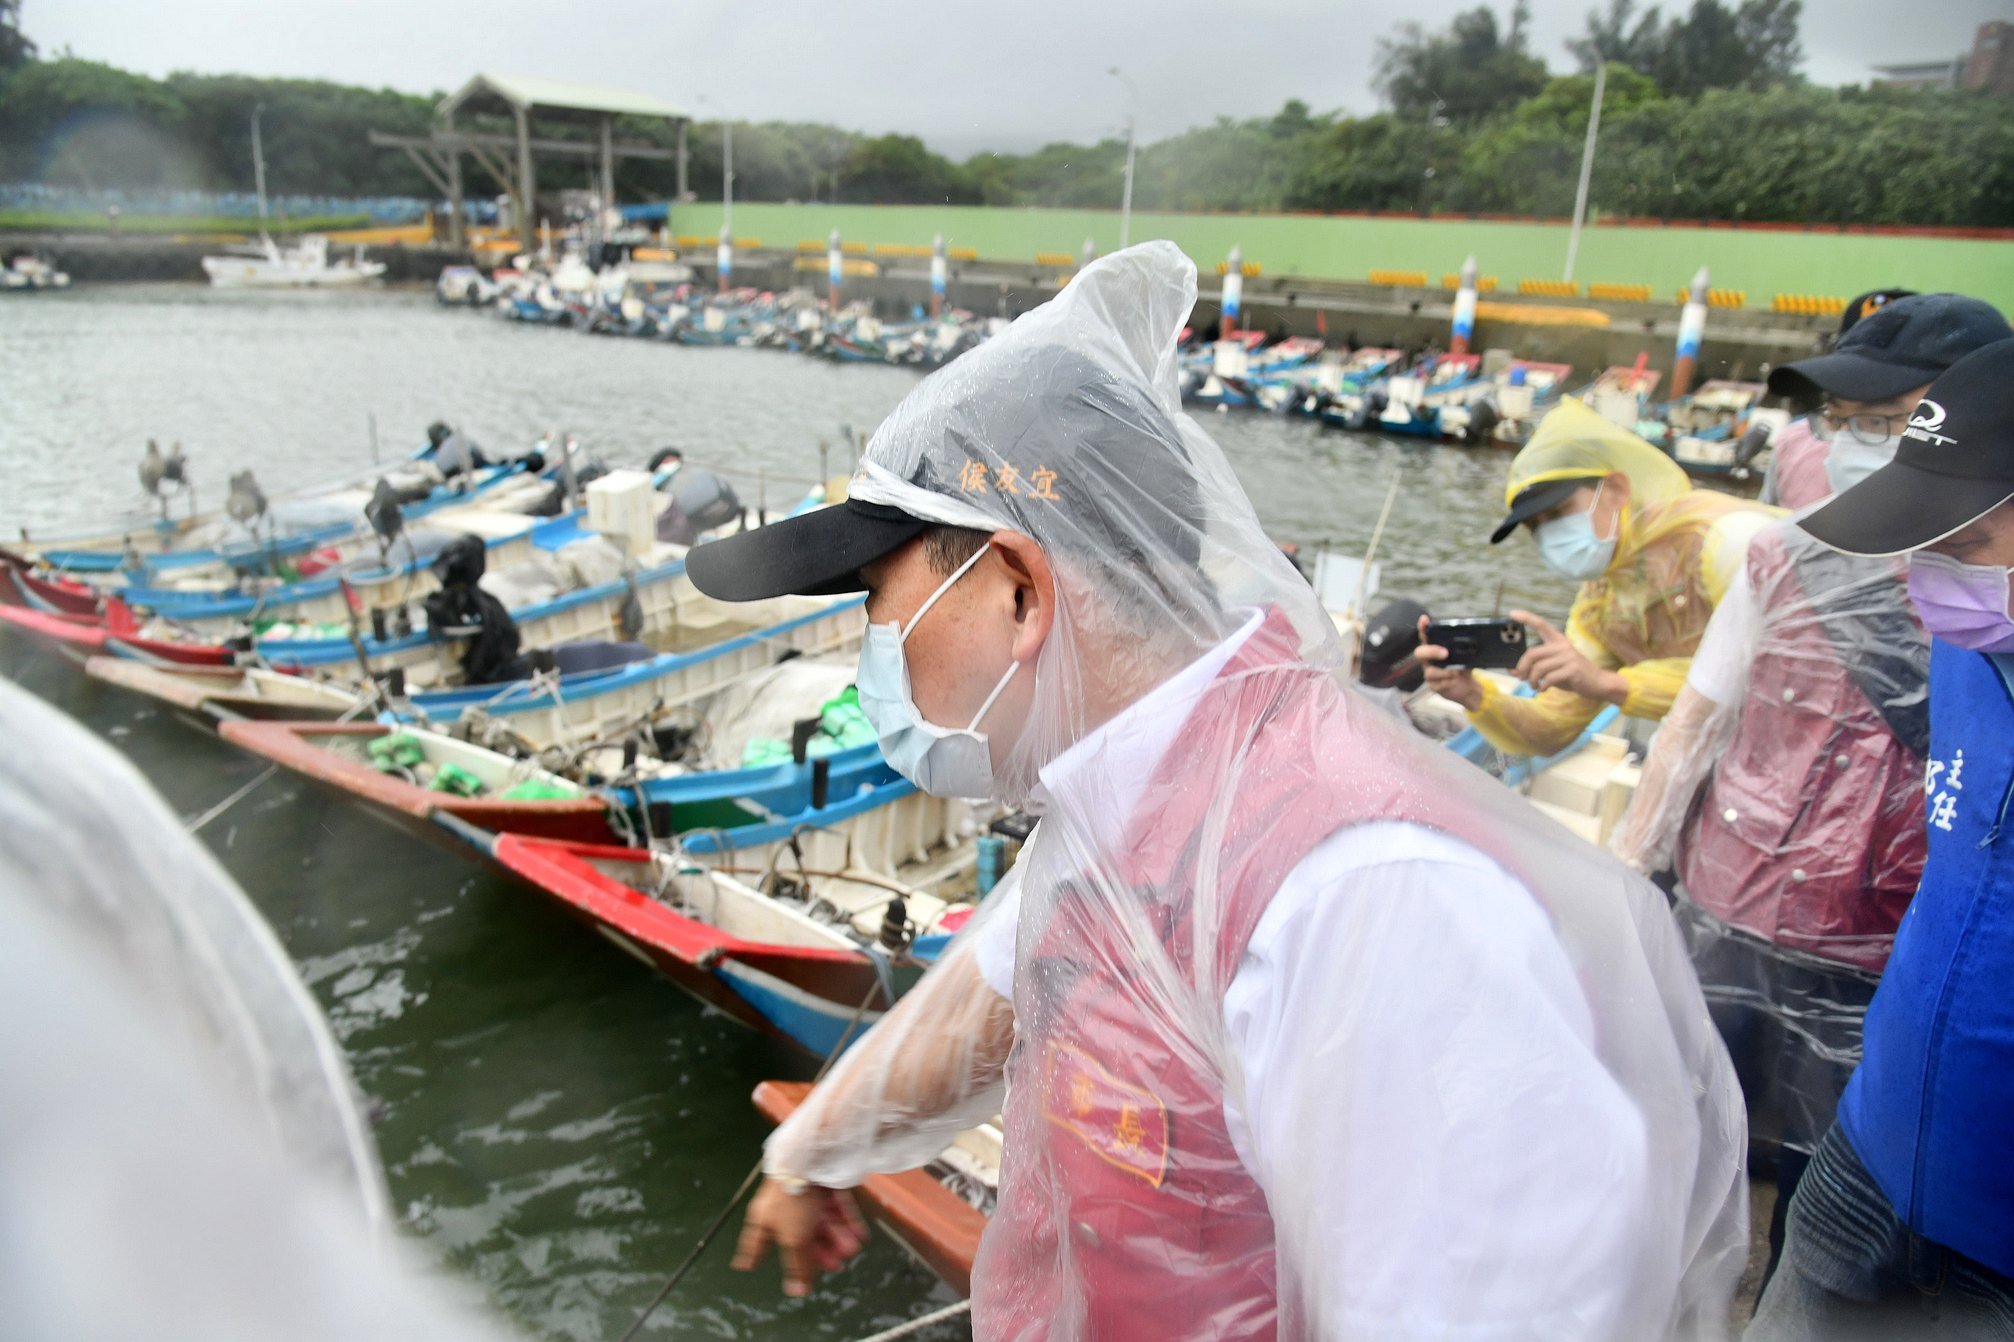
{"left": 1748, "top": 336, "right": 2014, "bottom": 1338}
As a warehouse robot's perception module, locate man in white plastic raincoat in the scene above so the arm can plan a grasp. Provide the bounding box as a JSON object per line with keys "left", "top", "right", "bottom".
{"left": 685, "top": 243, "right": 1747, "bottom": 1341}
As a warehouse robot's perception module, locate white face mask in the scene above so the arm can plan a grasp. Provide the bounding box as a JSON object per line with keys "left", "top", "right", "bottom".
{"left": 853, "top": 545, "right": 1021, "bottom": 800}
{"left": 1824, "top": 425, "right": 1904, "bottom": 495}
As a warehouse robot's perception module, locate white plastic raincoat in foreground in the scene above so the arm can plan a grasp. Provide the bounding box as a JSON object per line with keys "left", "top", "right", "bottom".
{"left": 765, "top": 242, "right": 1747, "bottom": 1339}
{"left": 0, "top": 677, "right": 511, "bottom": 1341}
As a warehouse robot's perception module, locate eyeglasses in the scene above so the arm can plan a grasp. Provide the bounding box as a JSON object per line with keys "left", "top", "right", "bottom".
{"left": 1819, "top": 403, "right": 1911, "bottom": 445}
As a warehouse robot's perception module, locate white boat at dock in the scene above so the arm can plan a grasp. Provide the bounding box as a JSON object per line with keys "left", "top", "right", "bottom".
{"left": 201, "top": 234, "right": 387, "bottom": 289}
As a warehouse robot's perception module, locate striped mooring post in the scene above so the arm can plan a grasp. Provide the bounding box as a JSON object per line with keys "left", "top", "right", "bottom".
{"left": 930, "top": 232, "right": 947, "bottom": 318}
{"left": 1449, "top": 254, "right": 1479, "bottom": 357}
{"left": 828, "top": 229, "right": 844, "bottom": 313}
{"left": 1222, "top": 245, "right": 1244, "bottom": 336}
{"left": 1670, "top": 266, "right": 1710, "bottom": 400}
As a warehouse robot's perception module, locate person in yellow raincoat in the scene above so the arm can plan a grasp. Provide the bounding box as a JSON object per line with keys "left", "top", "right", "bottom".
{"left": 1422, "top": 398, "right": 1779, "bottom": 756}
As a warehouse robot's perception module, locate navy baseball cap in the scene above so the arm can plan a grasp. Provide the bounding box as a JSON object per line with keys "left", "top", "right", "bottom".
{"left": 1489, "top": 475, "right": 1604, "bottom": 544}
{"left": 1769, "top": 293, "right": 2012, "bottom": 404}
{"left": 1800, "top": 338, "right": 2014, "bottom": 556}
{"left": 1837, "top": 289, "right": 1915, "bottom": 336}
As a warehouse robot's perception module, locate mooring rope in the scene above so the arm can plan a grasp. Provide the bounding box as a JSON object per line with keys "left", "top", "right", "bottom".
{"left": 843, "top": 1298, "right": 973, "bottom": 1342}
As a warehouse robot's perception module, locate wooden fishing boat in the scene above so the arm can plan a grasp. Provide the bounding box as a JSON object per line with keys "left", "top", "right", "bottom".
{"left": 432, "top": 812, "right": 978, "bottom": 1055}
{"left": 0, "top": 601, "right": 234, "bottom": 667}
{"left": 250, "top": 553, "right": 696, "bottom": 686}
{"left": 0, "top": 550, "right": 102, "bottom": 615}
{"left": 217, "top": 720, "right": 623, "bottom": 844}
{"left": 435, "top": 821, "right": 901, "bottom": 1053}
{"left": 109, "top": 505, "right": 576, "bottom": 636}
{"left": 22, "top": 459, "right": 537, "bottom": 578}
{"left": 399, "top": 593, "right": 865, "bottom": 750}
{"left": 83, "top": 656, "right": 360, "bottom": 726}
{"left": 753, "top": 1080, "right": 996, "bottom": 1294}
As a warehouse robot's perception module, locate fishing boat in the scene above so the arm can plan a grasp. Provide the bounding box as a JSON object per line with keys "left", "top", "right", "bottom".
{"left": 202, "top": 235, "right": 387, "bottom": 289}
{"left": 107, "top": 505, "right": 589, "bottom": 636}
{"left": 0, "top": 549, "right": 102, "bottom": 615}
{"left": 1436, "top": 359, "right": 1576, "bottom": 447}
{"left": 1, "top": 252, "right": 71, "bottom": 291}
{"left": 83, "top": 656, "right": 361, "bottom": 727}
{"left": 0, "top": 600, "right": 234, "bottom": 667}
{"left": 1582, "top": 360, "right": 1664, "bottom": 430}
{"left": 1643, "top": 380, "right": 1787, "bottom": 482}
{"left": 430, "top": 798, "right": 983, "bottom": 1056}
{"left": 1299, "top": 348, "right": 1407, "bottom": 421}
{"left": 398, "top": 593, "right": 864, "bottom": 750}
{"left": 435, "top": 265, "right": 497, "bottom": 306}
{"left": 245, "top": 547, "right": 688, "bottom": 686}
{"left": 755, "top": 1079, "right": 995, "bottom": 1293}
{"left": 22, "top": 456, "right": 540, "bottom": 579}
{"left": 218, "top": 720, "right": 623, "bottom": 844}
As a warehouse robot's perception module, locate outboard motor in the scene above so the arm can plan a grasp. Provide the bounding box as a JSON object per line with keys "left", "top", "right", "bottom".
{"left": 1733, "top": 420, "right": 1773, "bottom": 471}
{"left": 421, "top": 534, "right": 549, "bottom": 685}
{"left": 655, "top": 467, "right": 743, "bottom": 546}
{"left": 224, "top": 469, "right": 268, "bottom": 527}
{"left": 426, "top": 423, "right": 489, "bottom": 481}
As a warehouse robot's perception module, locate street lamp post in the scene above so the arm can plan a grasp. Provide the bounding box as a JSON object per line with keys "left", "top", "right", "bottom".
{"left": 696, "top": 95, "right": 735, "bottom": 232}
{"left": 1563, "top": 62, "right": 1607, "bottom": 284}
{"left": 1419, "top": 97, "right": 1448, "bottom": 217}
{"left": 1108, "top": 67, "right": 1138, "bottom": 251}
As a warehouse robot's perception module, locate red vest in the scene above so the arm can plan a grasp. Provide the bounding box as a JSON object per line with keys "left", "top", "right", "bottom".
{"left": 1767, "top": 419, "right": 1831, "bottom": 512}
{"left": 1677, "top": 526, "right": 1927, "bottom": 972}
{"left": 971, "top": 611, "right": 1547, "bottom": 1340}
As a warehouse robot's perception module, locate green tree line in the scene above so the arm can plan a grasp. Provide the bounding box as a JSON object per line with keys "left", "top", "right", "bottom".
{"left": 3, "top": 0, "right": 2010, "bottom": 227}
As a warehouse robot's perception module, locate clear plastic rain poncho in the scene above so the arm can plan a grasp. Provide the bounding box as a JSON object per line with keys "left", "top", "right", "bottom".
{"left": 1609, "top": 517, "right": 1929, "bottom": 1154}
{"left": 0, "top": 677, "right": 512, "bottom": 1341}
{"left": 1468, "top": 398, "right": 1779, "bottom": 757}
{"left": 763, "top": 242, "right": 1747, "bottom": 1340}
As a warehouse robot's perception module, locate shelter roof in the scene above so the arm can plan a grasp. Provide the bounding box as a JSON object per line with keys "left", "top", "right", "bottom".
{"left": 439, "top": 73, "right": 686, "bottom": 123}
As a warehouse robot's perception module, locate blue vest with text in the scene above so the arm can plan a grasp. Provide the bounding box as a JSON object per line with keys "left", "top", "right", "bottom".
{"left": 1838, "top": 643, "right": 2014, "bottom": 1278}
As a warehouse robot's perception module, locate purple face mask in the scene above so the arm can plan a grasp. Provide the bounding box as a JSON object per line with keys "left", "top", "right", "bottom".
{"left": 1907, "top": 552, "right": 2014, "bottom": 654}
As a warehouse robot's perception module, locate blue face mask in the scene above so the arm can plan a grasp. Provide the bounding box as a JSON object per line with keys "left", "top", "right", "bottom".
{"left": 1823, "top": 426, "right": 1903, "bottom": 496}
{"left": 854, "top": 545, "right": 1021, "bottom": 800}
{"left": 1533, "top": 482, "right": 1618, "bottom": 581}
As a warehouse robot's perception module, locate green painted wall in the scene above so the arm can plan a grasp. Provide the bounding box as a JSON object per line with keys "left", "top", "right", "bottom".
{"left": 669, "top": 202, "right": 2014, "bottom": 311}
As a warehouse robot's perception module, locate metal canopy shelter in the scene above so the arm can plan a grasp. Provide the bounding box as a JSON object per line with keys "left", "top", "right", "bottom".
{"left": 373, "top": 73, "right": 690, "bottom": 251}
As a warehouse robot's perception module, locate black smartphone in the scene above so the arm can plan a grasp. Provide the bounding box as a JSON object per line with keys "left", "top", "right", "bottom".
{"left": 1425, "top": 617, "right": 1528, "bottom": 670}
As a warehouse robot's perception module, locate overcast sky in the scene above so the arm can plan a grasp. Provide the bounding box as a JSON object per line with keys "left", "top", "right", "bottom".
{"left": 20, "top": 0, "right": 2009, "bottom": 156}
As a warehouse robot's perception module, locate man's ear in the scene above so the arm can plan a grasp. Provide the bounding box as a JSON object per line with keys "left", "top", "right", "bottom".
{"left": 988, "top": 531, "right": 1054, "bottom": 665}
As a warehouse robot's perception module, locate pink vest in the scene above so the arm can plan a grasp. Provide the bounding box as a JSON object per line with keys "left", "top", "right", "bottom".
{"left": 1677, "top": 526, "right": 1926, "bottom": 971}
{"left": 972, "top": 611, "right": 1545, "bottom": 1340}
{"left": 1767, "top": 419, "right": 1832, "bottom": 512}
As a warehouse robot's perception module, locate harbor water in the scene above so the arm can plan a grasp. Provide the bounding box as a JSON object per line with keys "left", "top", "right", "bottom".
{"left": 0, "top": 284, "right": 1586, "bottom": 1340}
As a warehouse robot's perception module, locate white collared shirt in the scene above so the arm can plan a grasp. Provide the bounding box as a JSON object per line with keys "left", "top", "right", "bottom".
{"left": 974, "top": 622, "right": 1648, "bottom": 1341}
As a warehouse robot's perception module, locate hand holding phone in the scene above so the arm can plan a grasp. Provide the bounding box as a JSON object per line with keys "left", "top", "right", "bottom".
{"left": 1422, "top": 617, "right": 1528, "bottom": 670}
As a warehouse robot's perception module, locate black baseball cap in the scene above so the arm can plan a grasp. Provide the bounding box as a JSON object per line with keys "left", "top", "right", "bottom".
{"left": 1838, "top": 289, "right": 1915, "bottom": 336}
{"left": 1489, "top": 475, "right": 1604, "bottom": 544}
{"left": 1360, "top": 597, "right": 1430, "bottom": 692}
{"left": 1800, "top": 338, "right": 2014, "bottom": 557}
{"left": 1768, "top": 293, "right": 2013, "bottom": 404}
{"left": 685, "top": 344, "right": 1204, "bottom": 601}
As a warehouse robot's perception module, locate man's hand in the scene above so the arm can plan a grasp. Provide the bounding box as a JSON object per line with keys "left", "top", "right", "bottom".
{"left": 731, "top": 1177, "right": 870, "bottom": 1298}
{"left": 1416, "top": 615, "right": 1485, "bottom": 711}
{"left": 1509, "top": 611, "right": 1629, "bottom": 704}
